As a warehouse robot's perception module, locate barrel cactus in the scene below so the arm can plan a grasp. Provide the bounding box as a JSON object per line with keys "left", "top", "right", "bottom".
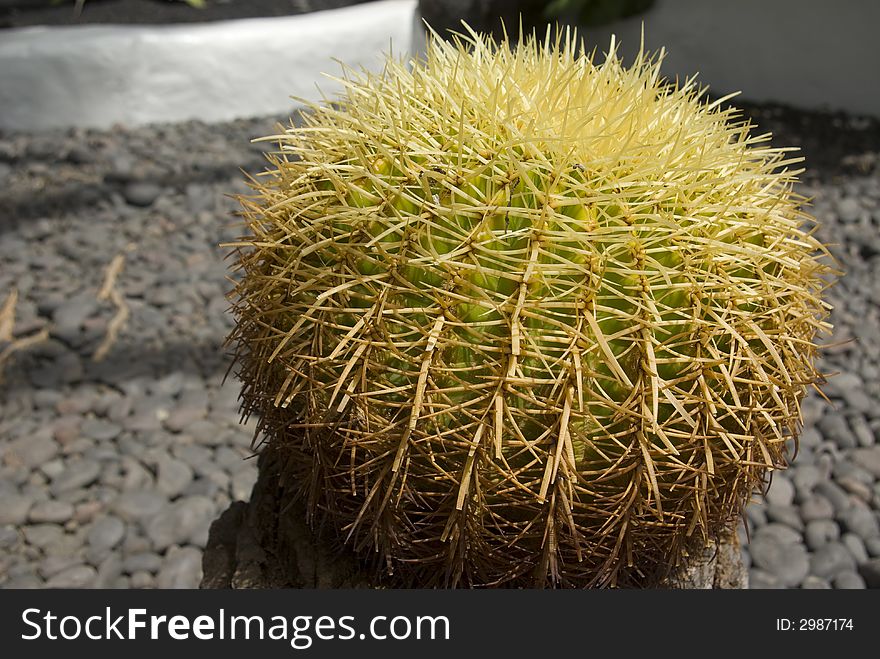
{"left": 227, "top": 27, "right": 833, "bottom": 587}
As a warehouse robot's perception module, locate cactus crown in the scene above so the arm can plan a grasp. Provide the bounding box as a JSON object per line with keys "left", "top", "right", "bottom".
{"left": 228, "top": 25, "right": 833, "bottom": 587}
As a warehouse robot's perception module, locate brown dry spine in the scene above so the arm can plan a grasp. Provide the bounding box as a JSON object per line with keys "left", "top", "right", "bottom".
{"left": 225, "top": 24, "right": 835, "bottom": 587}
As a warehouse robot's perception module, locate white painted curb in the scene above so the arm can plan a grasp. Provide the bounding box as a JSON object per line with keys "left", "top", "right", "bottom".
{"left": 0, "top": 0, "right": 418, "bottom": 131}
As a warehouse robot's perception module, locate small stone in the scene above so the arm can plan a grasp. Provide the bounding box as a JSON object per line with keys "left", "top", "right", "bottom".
{"left": 113, "top": 576, "right": 132, "bottom": 589}
{"left": 33, "top": 389, "right": 63, "bottom": 410}
{"left": 805, "top": 519, "right": 840, "bottom": 551}
{"left": 838, "top": 477, "right": 873, "bottom": 502}
{"left": 22, "top": 523, "right": 64, "bottom": 549}
{"left": 52, "top": 416, "right": 82, "bottom": 445}
{"left": 156, "top": 455, "right": 194, "bottom": 499}
{"left": 150, "top": 372, "right": 185, "bottom": 398}
{"left": 80, "top": 418, "right": 122, "bottom": 442}
{"left": 865, "top": 536, "right": 880, "bottom": 558}
{"left": 28, "top": 500, "right": 74, "bottom": 524}
{"left": 810, "top": 542, "right": 857, "bottom": 579}
{"left": 230, "top": 466, "right": 257, "bottom": 501}
{"left": 833, "top": 570, "right": 866, "bottom": 589}
{"left": 122, "top": 533, "right": 151, "bottom": 556}
{"left": 0, "top": 526, "right": 20, "bottom": 549}
{"left": 52, "top": 292, "right": 97, "bottom": 334}
{"left": 818, "top": 412, "right": 857, "bottom": 449}
{"left": 45, "top": 565, "right": 97, "bottom": 588}
{"left": 745, "top": 502, "right": 767, "bottom": 528}
{"left": 145, "top": 495, "right": 215, "bottom": 550}
{"left": 156, "top": 546, "right": 203, "bottom": 589}
{"left": 163, "top": 405, "right": 207, "bottom": 433}
{"left": 87, "top": 515, "right": 125, "bottom": 551}
{"left": 123, "top": 552, "right": 163, "bottom": 574}
{"left": 172, "top": 444, "right": 214, "bottom": 476}
{"left": 120, "top": 456, "right": 154, "bottom": 491}
{"left": 748, "top": 568, "right": 782, "bottom": 589}
{"left": 753, "top": 523, "right": 802, "bottom": 546}
{"left": 130, "top": 571, "right": 155, "bottom": 589}
{"left": 852, "top": 447, "right": 880, "bottom": 478}
{"left": 3, "top": 432, "right": 59, "bottom": 469}
{"left": 859, "top": 558, "right": 880, "bottom": 587}
{"left": 749, "top": 536, "right": 809, "bottom": 587}
{"left": 765, "top": 505, "right": 804, "bottom": 531}
{"left": 123, "top": 182, "right": 161, "bottom": 207}
{"left": 838, "top": 507, "right": 880, "bottom": 539}
{"left": 800, "top": 495, "right": 834, "bottom": 522}
{"left": 0, "top": 495, "right": 34, "bottom": 525}
{"left": 94, "top": 554, "right": 124, "bottom": 588}
{"left": 841, "top": 533, "right": 869, "bottom": 565}
{"left": 111, "top": 490, "right": 167, "bottom": 522}
{"left": 815, "top": 481, "right": 852, "bottom": 514}
{"left": 39, "top": 554, "right": 84, "bottom": 579}
{"left": 801, "top": 575, "right": 832, "bottom": 589}
{"left": 39, "top": 458, "right": 66, "bottom": 479}
{"left": 764, "top": 475, "right": 795, "bottom": 508}
{"left": 837, "top": 197, "right": 862, "bottom": 222}
{"left": 50, "top": 459, "right": 101, "bottom": 494}
{"left": 187, "top": 419, "right": 225, "bottom": 446}
{"left": 2, "top": 576, "right": 42, "bottom": 589}
{"left": 849, "top": 415, "right": 875, "bottom": 447}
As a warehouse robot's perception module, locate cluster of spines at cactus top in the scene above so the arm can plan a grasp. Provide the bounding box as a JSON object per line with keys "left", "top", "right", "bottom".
{"left": 228, "top": 25, "right": 834, "bottom": 587}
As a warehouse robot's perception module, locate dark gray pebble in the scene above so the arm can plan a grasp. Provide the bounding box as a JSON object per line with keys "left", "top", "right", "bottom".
{"left": 764, "top": 475, "right": 795, "bottom": 507}
{"left": 804, "top": 519, "right": 840, "bottom": 551}
{"left": 0, "top": 495, "right": 34, "bottom": 526}
{"left": 852, "top": 447, "right": 880, "bottom": 478}
{"left": 765, "top": 505, "right": 804, "bottom": 531}
{"left": 3, "top": 432, "right": 59, "bottom": 470}
{"left": 80, "top": 418, "right": 123, "bottom": 442}
{"left": 0, "top": 526, "right": 20, "bottom": 550}
{"left": 145, "top": 495, "right": 215, "bottom": 551}
{"left": 833, "top": 570, "right": 866, "bottom": 589}
{"left": 111, "top": 490, "right": 167, "bottom": 523}
{"left": 122, "top": 552, "right": 162, "bottom": 574}
{"left": 156, "top": 547, "right": 202, "bottom": 589}
{"left": 841, "top": 533, "right": 869, "bottom": 565}
{"left": 28, "top": 500, "right": 74, "bottom": 524}
{"left": 801, "top": 575, "right": 832, "bottom": 589}
{"left": 749, "top": 536, "right": 809, "bottom": 587}
{"left": 21, "top": 524, "right": 65, "bottom": 549}
{"left": 50, "top": 459, "right": 101, "bottom": 494}
{"left": 800, "top": 495, "right": 834, "bottom": 522}
{"left": 858, "top": 558, "right": 880, "bottom": 588}
{"left": 45, "top": 565, "right": 97, "bottom": 588}
{"left": 753, "top": 523, "right": 802, "bottom": 546}
{"left": 123, "top": 182, "right": 162, "bottom": 207}
{"left": 87, "top": 515, "right": 125, "bottom": 551}
{"left": 748, "top": 568, "right": 782, "bottom": 589}
{"left": 155, "top": 455, "right": 194, "bottom": 499}
{"left": 809, "top": 542, "right": 857, "bottom": 579}
{"left": 39, "top": 554, "right": 85, "bottom": 580}
{"left": 838, "top": 506, "right": 880, "bottom": 539}
{"left": 815, "top": 481, "right": 852, "bottom": 514}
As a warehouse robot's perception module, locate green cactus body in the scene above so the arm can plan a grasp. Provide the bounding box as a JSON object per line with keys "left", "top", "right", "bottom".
{"left": 229, "top": 26, "right": 833, "bottom": 587}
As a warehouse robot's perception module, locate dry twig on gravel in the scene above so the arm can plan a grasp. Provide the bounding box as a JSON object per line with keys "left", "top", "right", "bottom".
{"left": 93, "top": 253, "right": 130, "bottom": 362}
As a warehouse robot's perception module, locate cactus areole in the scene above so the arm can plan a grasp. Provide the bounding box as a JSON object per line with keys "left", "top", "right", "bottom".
{"left": 228, "top": 26, "right": 833, "bottom": 587}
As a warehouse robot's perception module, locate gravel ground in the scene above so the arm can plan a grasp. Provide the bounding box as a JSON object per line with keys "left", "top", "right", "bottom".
{"left": 1, "top": 103, "right": 879, "bottom": 589}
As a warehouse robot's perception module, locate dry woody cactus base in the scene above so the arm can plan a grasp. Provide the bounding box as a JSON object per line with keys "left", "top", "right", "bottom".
{"left": 227, "top": 27, "right": 834, "bottom": 587}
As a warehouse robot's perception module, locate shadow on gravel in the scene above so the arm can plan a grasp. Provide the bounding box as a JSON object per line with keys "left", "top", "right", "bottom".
{"left": 2, "top": 335, "right": 237, "bottom": 393}
{"left": 0, "top": 160, "right": 267, "bottom": 235}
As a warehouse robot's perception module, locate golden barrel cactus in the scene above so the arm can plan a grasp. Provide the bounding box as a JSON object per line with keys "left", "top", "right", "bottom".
{"left": 227, "top": 27, "right": 833, "bottom": 587}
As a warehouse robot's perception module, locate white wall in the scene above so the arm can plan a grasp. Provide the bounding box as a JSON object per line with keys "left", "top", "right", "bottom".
{"left": 0, "top": 0, "right": 418, "bottom": 130}
{"left": 584, "top": 0, "right": 880, "bottom": 116}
